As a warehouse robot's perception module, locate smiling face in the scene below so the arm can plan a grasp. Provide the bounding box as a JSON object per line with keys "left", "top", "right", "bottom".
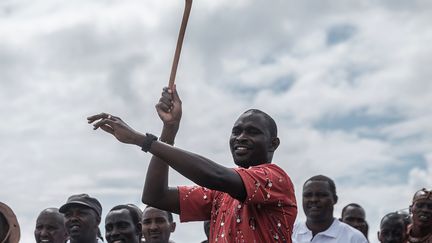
{"left": 303, "top": 180, "right": 336, "bottom": 223}
{"left": 141, "top": 207, "right": 175, "bottom": 243}
{"left": 105, "top": 209, "right": 141, "bottom": 243}
{"left": 34, "top": 209, "right": 68, "bottom": 243}
{"left": 411, "top": 198, "right": 432, "bottom": 229}
{"left": 229, "top": 111, "right": 278, "bottom": 168}
{"left": 63, "top": 205, "right": 100, "bottom": 242}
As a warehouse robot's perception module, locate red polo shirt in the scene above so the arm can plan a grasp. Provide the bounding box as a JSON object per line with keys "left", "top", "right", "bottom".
{"left": 178, "top": 163, "right": 297, "bottom": 242}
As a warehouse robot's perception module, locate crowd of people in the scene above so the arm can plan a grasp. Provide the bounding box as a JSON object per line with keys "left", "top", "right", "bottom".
{"left": 1, "top": 86, "right": 431, "bottom": 243}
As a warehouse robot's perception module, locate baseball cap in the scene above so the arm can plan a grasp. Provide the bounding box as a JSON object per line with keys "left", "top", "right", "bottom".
{"left": 0, "top": 202, "right": 20, "bottom": 243}
{"left": 59, "top": 194, "right": 102, "bottom": 217}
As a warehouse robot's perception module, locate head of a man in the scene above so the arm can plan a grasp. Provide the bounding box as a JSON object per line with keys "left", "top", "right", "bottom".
{"left": 105, "top": 205, "right": 142, "bottom": 243}
{"left": 409, "top": 188, "right": 432, "bottom": 231}
{"left": 141, "top": 207, "right": 175, "bottom": 243}
{"left": 229, "top": 109, "right": 279, "bottom": 168}
{"left": 0, "top": 202, "right": 20, "bottom": 243}
{"left": 34, "top": 208, "right": 68, "bottom": 243}
{"left": 341, "top": 203, "right": 368, "bottom": 238}
{"left": 59, "top": 194, "right": 102, "bottom": 243}
{"left": 378, "top": 212, "right": 409, "bottom": 243}
{"left": 302, "top": 175, "right": 338, "bottom": 224}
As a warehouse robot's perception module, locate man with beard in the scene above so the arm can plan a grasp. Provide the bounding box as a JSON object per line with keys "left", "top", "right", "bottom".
{"left": 59, "top": 194, "right": 104, "bottom": 243}
{"left": 35, "top": 208, "right": 68, "bottom": 243}
{"left": 340, "top": 203, "right": 369, "bottom": 240}
{"left": 105, "top": 204, "right": 142, "bottom": 243}
{"left": 407, "top": 188, "right": 432, "bottom": 243}
{"left": 292, "top": 175, "right": 367, "bottom": 243}
{"left": 378, "top": 212, "right": 409, "bottom": 243}
{"left": 141, "top": 207, "right": 175, "bottom": 243}
{"left": 87, "top": 86, "right": 297, "bottom": 242}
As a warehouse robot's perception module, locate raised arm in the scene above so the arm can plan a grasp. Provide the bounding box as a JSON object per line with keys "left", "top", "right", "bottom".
{"left": 142, "top": 87, "right": 182, "bottom": 213}
{"left": 87, "top": 87, "right": 246, "bottom": 208}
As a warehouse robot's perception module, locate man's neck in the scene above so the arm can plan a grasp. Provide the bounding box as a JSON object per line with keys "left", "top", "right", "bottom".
{"left": 410, "top": 224, "right": 432, "bottom": 238}
{"left": 70, "top": 236, "right": 98, "bottom": 243}
{"left": 306, "top": 217, "right": 335, "bottom": 237}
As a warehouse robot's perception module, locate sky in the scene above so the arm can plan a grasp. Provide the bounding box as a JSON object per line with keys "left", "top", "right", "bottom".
{"left": 0, "top": 0, "right": 431, "bottom": 242}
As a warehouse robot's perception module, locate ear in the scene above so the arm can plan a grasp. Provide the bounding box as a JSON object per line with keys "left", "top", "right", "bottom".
{"left": 377, "top": 231, "right": 381, "bottom": 241}
{"left": 269, "top": 137, "right": 280, "bottom": 152}
{"left": 333, "top": 195, "right": 338, "bottom": 204}
{"left": 136, "top": 222, "right": 143, "bottom": 237}
{"left": 170, "top": 222, "right": 176, "bottom": 233}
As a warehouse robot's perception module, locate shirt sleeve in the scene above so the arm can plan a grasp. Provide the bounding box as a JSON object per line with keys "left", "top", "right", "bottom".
{"left": 177, "top": 185, "right": 214, "bottom": 222}
{"left": 234, "top": 164, "right": 296, "bottom": 206}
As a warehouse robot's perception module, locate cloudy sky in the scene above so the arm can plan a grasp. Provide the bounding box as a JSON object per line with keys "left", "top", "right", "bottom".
{"left": 1, "top": 0, "right": 431, "bottom": 242}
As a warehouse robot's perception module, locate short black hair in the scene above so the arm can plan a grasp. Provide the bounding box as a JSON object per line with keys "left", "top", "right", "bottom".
{"left": 109, "top": 204, "right": 142, "bottom": 227}
{"left": 243, "top": 109, "right": 277, "bottom": 138}
{"left": 304, "top": 175, "right": 337, "bottom": 202}
{"left": 341, "top": 203, "right": 364, "bottom": 216}
{"left": 143, "top": 206, "right": 173, "bottom": 223}
{"left": 380, "top": 211, "right": 411, "bottom": 228}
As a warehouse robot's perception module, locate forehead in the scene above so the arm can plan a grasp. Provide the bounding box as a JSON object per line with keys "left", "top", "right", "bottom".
{"left": 37, "top": 212, "right": 64, "bottom": 225}
{"left": 413, "top": 198, "right": 432, "bottom": 204}
{"left": 142, "top": 208, "right": 168, "bottom": 220}
{"left": 234, "top": 112, "right": 269, "bottom": 128}
{"left": 381, "top": 218, "right": 404, "bottom": 229}
{"left": 344, "top": 206, "right": 365, "bottom": 218}
{"left": 303, "top": 180, "right": 332, "bottom": 192}
{"left": 106, "top": 209, "right": 133, "bottom": 223}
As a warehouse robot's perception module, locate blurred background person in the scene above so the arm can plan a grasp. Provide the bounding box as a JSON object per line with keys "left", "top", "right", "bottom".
{"left": 340, "top": 203, "right": 369, "bottom": 240}
{"left": 34, "top": 208, "right": 68, "bottom": 243}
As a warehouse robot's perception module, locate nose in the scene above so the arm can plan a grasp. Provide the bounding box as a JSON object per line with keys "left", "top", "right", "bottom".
{"left": 110, "top": 226, "right": 121, "bottom": 237}
{"left": 308, "top": 194, "right": 319, "bottom": 202}
{"left": 235, "top": 131, "right": 248, "bottom": 142}
{"left": 40, "top": 228, "right": 49, "bottom": 237}
{"left": 149, "top": 221, "right": 158, "bottom": 230}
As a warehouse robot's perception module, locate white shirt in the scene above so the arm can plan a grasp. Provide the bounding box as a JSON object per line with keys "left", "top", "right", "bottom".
{"left": 292, "top": 218, "right": 368, "bottom": 243}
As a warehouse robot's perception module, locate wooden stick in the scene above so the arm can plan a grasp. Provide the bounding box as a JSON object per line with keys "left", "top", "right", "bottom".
{"left": 168, "top": 0, "right": 193, "bottom": 89}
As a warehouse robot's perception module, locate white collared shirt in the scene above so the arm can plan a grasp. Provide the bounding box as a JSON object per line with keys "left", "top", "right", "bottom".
{"left": 292, "top": 218, "right": 368, "bottom": 243}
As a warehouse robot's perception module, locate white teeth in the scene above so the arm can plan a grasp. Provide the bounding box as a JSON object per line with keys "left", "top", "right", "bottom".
{"left": 236, "top": 147, "right": 247, "bottom": 150}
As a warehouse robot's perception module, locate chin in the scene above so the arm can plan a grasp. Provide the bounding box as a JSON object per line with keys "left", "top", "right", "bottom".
{"left": 234, "top": 161, "right": 250, "bottom": 168}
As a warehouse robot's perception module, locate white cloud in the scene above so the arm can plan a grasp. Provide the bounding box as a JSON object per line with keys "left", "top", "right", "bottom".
{"left": 0, "top": 1, "right": 431, "bottom": 243}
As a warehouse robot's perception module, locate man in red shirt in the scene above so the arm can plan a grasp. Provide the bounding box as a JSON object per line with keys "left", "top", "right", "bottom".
{"left": 407, "top": 188, "right": 432, "bottom": 243}
{"left": 88, "top": 86, "right": 297, "bottom": 242}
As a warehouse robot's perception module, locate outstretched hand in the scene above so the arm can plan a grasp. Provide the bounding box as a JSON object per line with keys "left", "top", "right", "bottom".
{"left": 87, "top": 113, "right": 142, "bottom": 145}
{"left": 156, "top": 85, "right": 182, "bottom": 126}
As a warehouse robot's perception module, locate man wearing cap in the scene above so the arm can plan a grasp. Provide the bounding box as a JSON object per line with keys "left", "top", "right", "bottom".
{"left": 35, "top": 208, "right": 68, "bottom": 243}
{"left": 407, "top": 188, "right": 432, "bottom": 243}
{"left": 0, "top": 202, "right": 20, "bottom": 243}
{"left": 59, "top": 194, "right": 104, "bottom": 243}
